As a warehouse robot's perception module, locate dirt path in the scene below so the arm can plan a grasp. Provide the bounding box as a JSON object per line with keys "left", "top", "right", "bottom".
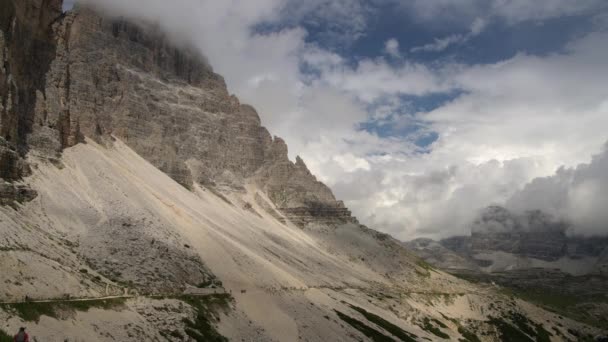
{"left": 0, "top": 295, "right": 133, "bottom": 305}
{"left": 0, "top": 289, "right": 227, "bottom": 305}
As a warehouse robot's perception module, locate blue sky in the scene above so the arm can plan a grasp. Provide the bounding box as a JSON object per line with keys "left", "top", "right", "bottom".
{"left": 74, "top": 0, "right": 608, "bottom": 239}
{"left": 287, "top": 2, "right": 602, "bottom": 148}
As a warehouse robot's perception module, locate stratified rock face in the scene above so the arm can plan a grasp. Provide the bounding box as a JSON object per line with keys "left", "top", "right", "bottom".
{"left": 0, "top": 0, "right": 62, "bottom": 156}
{"left": 255, "top": 148, "right": 357, "bottom": 226}
{"left": 0, "top": 0, "right": 62, "bottom": 203}
{"left": 0, "top": 2, "right": 355, "bottom": 226}
{"left": 471, "top": 206, "right": 568, "bottom": 261}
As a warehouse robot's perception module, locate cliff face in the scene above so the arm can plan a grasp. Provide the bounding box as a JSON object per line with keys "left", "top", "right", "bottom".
{"left": 0, "top": 0, "right": 62, "bottom": 205}
{"left": 0, "top": 3, "right": 355, "bottom": 226}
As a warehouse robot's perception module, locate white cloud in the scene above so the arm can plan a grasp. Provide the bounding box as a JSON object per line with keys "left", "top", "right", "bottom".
{"left": 319, "top": 59, "right": 451, "bottom": 102}
{"left": 398, "top": 0, "right": 607, "bottom": 27}
{"left": 411, "top": 17, "right": 486, "bottom": 53}
{"left": 507, "top": 143, "right": 608, "bottom": 236}
{"left": 384, "top": 38, "right": 401, "bottom": 57}
{"left": 74, "top": 0, "right": 608, "bottom": 240}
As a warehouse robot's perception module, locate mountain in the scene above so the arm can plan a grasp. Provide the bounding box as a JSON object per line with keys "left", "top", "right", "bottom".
{"left": 413, "top": 206, "right": 608, "bottom": 275}
{"left": 404, "top": 238, "right": 479, "bottom": 271}
{"left": 405, "top": 205, "right": 608, "bottom": 331}
{"left": 0, "top": 1, "right": 605, "bottom": 340}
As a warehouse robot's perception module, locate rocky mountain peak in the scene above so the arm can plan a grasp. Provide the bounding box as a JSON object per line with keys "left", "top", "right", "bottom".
{"left": 0, "top": 2, "right": 356, "bottom": 227}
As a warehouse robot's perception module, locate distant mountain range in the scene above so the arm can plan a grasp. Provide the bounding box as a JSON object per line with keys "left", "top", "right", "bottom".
{"left": 406, "top": 206, "right": 608, "bottom": 276}
{"left": 405, "top": 205, "right": 608, "bottom": 330}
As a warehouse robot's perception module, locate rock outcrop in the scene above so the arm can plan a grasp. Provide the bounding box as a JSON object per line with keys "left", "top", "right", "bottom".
{"left": 0, "top": 0, "right": 64, "bottom": 203}
{"left": 0, "top": 3, "right": 355, "bottom": 227}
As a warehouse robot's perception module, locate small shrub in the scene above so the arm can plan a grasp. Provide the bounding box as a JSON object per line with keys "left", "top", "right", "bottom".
{"left": 0, "top": 298, "right": 126, "bottom": 322}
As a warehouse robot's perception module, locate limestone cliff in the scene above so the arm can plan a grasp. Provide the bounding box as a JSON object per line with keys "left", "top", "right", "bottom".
{"left": 0, "top": 0, "right": 62, "bottom": 204}
{"left": 0, "top": 3, "right": 355, "bottom": 227}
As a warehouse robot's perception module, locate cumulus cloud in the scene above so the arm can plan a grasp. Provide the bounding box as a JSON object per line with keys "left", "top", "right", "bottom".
{"left": 411, "top": 17, "right": 486, "bottom": 53}
{"left": 384, "top": 38, "right": 401, "bottom": 57}
{"left": 70, "top": 0, "right": 608, "bottom": 241}
{"left": 506, "top": 143, "right": 608, "bottom": 237}
{"left": 398, "top": 0, "right": 607, "bottom": 27}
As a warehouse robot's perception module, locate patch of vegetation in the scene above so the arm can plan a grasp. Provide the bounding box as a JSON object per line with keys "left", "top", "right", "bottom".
{"left": 415, "top": 259, "right": 438, "bottom": 278}
{"left": 566, "top": 328, "right": 596, "bottom": 342}
{"left": 347, "top": 304, "right": 418, "bottom": 341}
{"left": 0, "top": 298, "right": 126, "bottom": 323}
{"left": 500, "top": 287, "right": 608, "bottom": 330}
{"left": 488, "top": 313, "right": 554, "bottom": 342}
{"left": 457, "top": 325, "right": 481, "bottom": 342}
{"left": 160, "top": 329, "right": 185, "bottom": 340}
{"left": 0, "top": 329, "right": 12, "bottom": 342}
{"left": 431, "top": 318, "right": 448, "bottom": 329}
{"left": 488, "top": 317, "right": 534, "bottom": 342}
{"left": 511, "top": 312, "right": 551, "bottom": 342}
{"left": 334, "top": 310, "right": 394, "bottom": 342}
{"left": 534, "top": 324, "right": 552, "bottom": 342}
{"left": 180, "top": 294, "right": 232, "bottom": 342}
{"left": 416, "top": 259, "right": 437, "bottom": 272}
{"left": 440, "top": 313, "right": 458, "bottom": 324}
{"left": 508, "top": 312, "right": 538, "bottom": 338}
{"left": 450, "top": 272, "right": 483, "bottom": 283}
{"left": 420, "top": 317, "right": 450, "bottom": 339}
{"left": 196, "top": 277, "right": 223, "bottom": 289}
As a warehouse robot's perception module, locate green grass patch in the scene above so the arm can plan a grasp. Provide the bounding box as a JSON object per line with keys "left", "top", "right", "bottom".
{"left": 431, "top": 318, "right": 448, "bottom": 329}
{"left": 415, "top": 259, "right": 438, "bottom": 277}
{"left": 0, "top": 329, "right": 12, "bottom": 342}
{"left": 509, "top": 312, "right": 552, "bottom": 342}
{"left": 500, "top": 287, "right": 608, "bottom": 330}
{"left": 334, "top": 310, "right": 394, "bottom": 342}
{"left": 420, "top": 317, "right": 450, "bottom": 339}
{"left": 508, "top": 312, "right": 538, "bottom": 338}
{"left": 457, "top": 325, "right": 481, "bottom": 342}
{"left": 0, "top": 298, "right": 126, "bottom": 322}
{"left": 180, "top": 294, "right": 232, "bottom": 342}
{"left": 347, "top": 304, "right": 418, "bottom": 341}
{"left": 488, "top": 313, "right": 554, "bottom": 342}
{"left": 489, "top": 317, "right": 534, "bottom": 342}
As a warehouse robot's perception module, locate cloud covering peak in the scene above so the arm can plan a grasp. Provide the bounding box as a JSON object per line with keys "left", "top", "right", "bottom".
{"left": 507, "top": 143, "right": 608, "bottom": 237}
{"left": 69, "top": 0, "right": 608, "bottom": 240}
